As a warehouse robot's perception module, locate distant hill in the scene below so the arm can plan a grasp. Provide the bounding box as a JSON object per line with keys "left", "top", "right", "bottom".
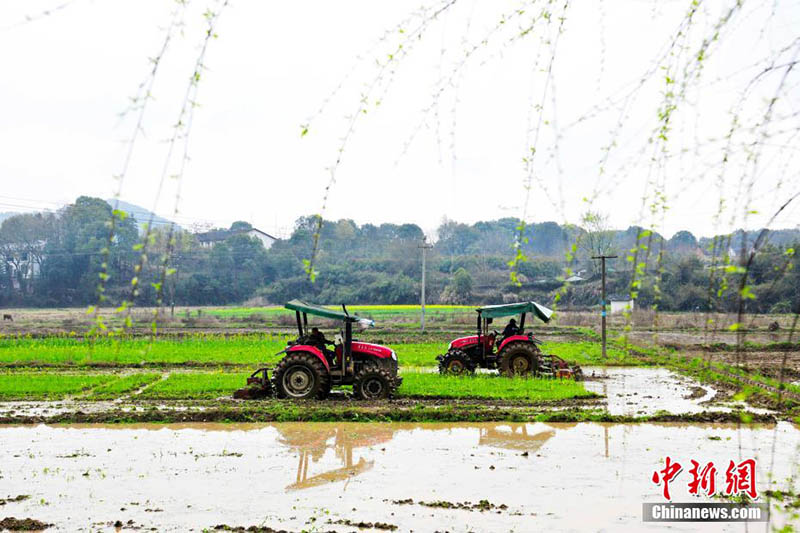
{"left": 0, "top": 200, "right": 180, "bottom": 235}
{"left": 105, "top": 199, "right": 181, "bottom": 233}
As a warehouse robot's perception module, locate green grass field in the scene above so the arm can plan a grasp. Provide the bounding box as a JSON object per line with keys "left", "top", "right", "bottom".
{"left": 398, "top": 371, "right": 596, "bottom": 400}
{"left": 86, "top": 373, "right": 162, "bottom": 399}
{"left": 0, "top": 368, "right": 594, "bottom": 402}
{"left": 0, "top": 373, "right": 115, "bottom": 400}
{"left": 545, "top": 341, "right": 642, "bottom": 366}
{"left": 0, "top": 334, "right": 290, "bottom": 366}
{"left": 0, "top": 335, "right": 638, "bottom": 368}
{"left": 139, "top": 372, "right": 248, "bottom": 400}
{"left": 126, "top": 370, "right": 594, "bottom": 401}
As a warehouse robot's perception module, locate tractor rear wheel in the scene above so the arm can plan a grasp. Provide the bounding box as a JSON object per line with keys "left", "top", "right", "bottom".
{"left": 499, "top": 341, "right": 540, "bottom": 377}
{"left": 438, "top": 350, "right": 475, "bottom": 375}
{"left": 353, "top": 363, "right": 396, "bottom": 400}
{"left": 273, "top": 352, "right": 330, "bottom": 400}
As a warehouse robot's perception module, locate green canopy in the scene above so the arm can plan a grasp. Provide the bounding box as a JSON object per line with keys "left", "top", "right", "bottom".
{"left": 477, "top": 301, "right": 553, "bottom": 323}
{"left": 285, "top": 299, "right": 364, "bottom": 322}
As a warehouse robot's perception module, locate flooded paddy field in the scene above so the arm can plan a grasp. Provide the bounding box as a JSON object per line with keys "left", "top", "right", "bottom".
{"left": 0, "top": 421, "right": 798, "bottom": 532}
{"left": 0, "top": 315, "right": 797, "bottom": 532}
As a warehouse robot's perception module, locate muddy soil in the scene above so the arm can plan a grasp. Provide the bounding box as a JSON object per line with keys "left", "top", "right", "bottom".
{"left": 682, "top": 350, "right": 800, "bottom": 380}
{"left": 0, "top": 516, "right": 52, "bottom": 530}
{"left": 628, "top": 329, "right": 797, "bottom": 348}
{"left": 0, "top": 422, "right": 797, "bottom": 531}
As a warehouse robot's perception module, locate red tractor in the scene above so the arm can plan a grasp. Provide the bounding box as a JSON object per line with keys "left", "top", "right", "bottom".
{"left": 235, "top": 299, "right": 401, "bottom": 400}
{"left": 436, "top": 301, "right": 583, "bottom": 379}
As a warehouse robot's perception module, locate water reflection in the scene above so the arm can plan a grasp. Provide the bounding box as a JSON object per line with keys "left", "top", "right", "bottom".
{"left": 274, "top": 422, "right": 578, "bottom": 491}
{"left": 275, "top": 424, "right": 397, "bottom": 490}
{"left": 478, "top": 423, "right": 563, "bottom": 452}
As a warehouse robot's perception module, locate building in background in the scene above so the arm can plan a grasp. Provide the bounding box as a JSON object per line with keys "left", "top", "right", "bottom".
{"left": 196, "top": 226, "right": 277, "bottom": 249}
{"left": 609, "top": 295, "right": 635, "bottom": 314}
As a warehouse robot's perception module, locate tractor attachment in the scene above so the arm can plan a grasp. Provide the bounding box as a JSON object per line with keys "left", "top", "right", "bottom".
{"left": 233, "top": 368, "right": 274, "bottom": 399}
{"left": 539, "top": 354, "right": 584, "bottom": 381}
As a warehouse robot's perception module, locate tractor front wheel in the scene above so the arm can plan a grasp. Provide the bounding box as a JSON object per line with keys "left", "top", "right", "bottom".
{"left": 273, "top": 352, "right": 330, "bottom": 400}
{"left": 499, "top": 342, "right": 540, "bottom": 377}
{"left": 353, "top": 363, "right": 396, "bottom": 400}
{"left": 438, "top": 350, "right": 475, "bottom": 375}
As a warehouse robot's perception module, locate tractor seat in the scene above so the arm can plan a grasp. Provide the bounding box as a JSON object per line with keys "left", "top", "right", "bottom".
{"left": 332, "top": 344, "right": 343, "bottom": 367}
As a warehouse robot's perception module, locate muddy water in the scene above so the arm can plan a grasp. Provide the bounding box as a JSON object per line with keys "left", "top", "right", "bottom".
{"left": 0, "top": 422, "right": 798, "bottom": 532}
{"left": 582, "top": 366, "right": 717, "bottom": 415}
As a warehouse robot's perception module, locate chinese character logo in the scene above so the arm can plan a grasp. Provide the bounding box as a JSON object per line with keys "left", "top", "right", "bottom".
{"left": 651, "top": 457, "right": 758, "bottom": 500}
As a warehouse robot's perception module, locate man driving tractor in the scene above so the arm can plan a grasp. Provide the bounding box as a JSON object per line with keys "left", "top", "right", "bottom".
{"left": 501, "top": 318, "right": 520, "bottom": 339}
{"left": 308, "top": 327, "right": 333, "bottom": 352}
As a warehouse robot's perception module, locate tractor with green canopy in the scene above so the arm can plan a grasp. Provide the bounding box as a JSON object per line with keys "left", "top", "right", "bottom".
{"left": 235, "top": 299, "right": 401, "bottom": 400}
{"left": 436, "top": 301, "right": 583, "bottom": 379}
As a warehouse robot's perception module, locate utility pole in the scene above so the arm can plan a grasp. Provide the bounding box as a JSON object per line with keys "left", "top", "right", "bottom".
{"left": 591, "top": 254, "right": 617, "bottom": 358}
{"left": 418, "top": 237, "right": 433, "bottom": 333}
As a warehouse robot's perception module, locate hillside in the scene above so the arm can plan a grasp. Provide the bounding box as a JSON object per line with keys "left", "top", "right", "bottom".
{"left": 1, "top": 199, "right": 797, "bottom": 311}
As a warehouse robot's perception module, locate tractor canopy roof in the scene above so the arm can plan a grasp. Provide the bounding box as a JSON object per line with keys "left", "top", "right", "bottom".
{"left": 477, "top": 301, "right": 553, "bottom": 323}
{"left": 285, "top": 299, "right": 372, "bottom": 325}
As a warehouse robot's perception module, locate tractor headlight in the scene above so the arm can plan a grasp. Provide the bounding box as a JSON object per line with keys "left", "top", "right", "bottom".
{"left": 391, "top": 350, "right": 397, "bottom": 362}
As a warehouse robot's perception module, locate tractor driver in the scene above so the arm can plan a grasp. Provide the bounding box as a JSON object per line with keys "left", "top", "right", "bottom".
{"left": 308, "top": 327, "right": 333, "bottom": 352}
{"left": 501, "top": 318, "right": 520, "bottom": 339}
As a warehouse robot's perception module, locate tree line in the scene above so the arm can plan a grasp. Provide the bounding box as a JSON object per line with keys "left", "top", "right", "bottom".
{"left": 0, "top": 197, "right": 797, "bottom": 313}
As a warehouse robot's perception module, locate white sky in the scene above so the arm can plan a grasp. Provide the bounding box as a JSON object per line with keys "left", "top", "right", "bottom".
{"left": 1, "top": 0, "right": 798, "bottom": 240}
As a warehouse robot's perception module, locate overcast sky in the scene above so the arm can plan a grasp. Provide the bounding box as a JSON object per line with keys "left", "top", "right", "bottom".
{"left": 1, "top": 0, "right": 798, "bottom": 240}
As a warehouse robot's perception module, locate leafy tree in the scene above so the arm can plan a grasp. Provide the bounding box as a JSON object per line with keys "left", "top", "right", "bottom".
{"left": 39, "top": 197, "right": 138, "bottom": 305}
{"left": 667, "top": 231, "right": 698, "bottom": 254}
{"left": 441, "top": 267, "right": 473, "bottom": 304}
{"left": 579, "top": 211, "right": 615, "bottom": 273}
{"left": 230, "top": 221, "right": 253, "bottom": 231}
